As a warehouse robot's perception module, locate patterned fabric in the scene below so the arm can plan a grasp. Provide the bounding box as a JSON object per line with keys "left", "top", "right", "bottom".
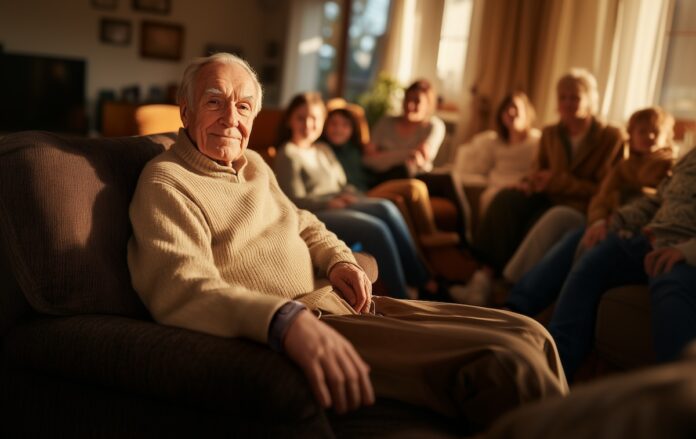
{"left": 611, "top": 148, "right": 696, "bottom": 264}
{"left": 587, "top": 147, "right": 673, "bottom": 224}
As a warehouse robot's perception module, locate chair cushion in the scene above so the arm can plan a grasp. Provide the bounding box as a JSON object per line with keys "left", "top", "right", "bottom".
{"left": 0, "top": 131, "right": 176, "bottom": 317}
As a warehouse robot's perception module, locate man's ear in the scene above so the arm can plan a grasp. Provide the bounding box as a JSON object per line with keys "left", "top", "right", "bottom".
{"left": 180, "top": 103, "right": 189, "bottom": 128}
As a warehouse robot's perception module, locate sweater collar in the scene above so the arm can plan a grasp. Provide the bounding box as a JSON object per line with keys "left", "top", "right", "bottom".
{"left": 173, "top": 128, "right": 249, "bottom": 179}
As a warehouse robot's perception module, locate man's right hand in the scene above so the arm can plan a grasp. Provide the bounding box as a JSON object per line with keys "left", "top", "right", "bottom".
{"left": 283, "top": 311, "right": 375, "bottom": 414}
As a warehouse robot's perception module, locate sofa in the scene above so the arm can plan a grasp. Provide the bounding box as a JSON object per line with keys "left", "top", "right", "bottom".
{"left": 0, "top": 131, "right": 463, "bottom": 437}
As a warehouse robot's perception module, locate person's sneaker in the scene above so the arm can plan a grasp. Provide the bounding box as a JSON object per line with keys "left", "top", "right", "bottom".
{"left": 448, "top": 269, "right": 493, "bottom": 306}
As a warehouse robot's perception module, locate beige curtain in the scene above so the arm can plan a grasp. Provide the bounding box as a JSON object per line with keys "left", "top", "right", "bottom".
{"left": 456, "top": 0, "right": 566, "bottom": 140}
{"left": 378, "top": 0, "right": 445, "bottom": 87}
{"left": 456, "top": 0, "right": 625, "bottom": 143}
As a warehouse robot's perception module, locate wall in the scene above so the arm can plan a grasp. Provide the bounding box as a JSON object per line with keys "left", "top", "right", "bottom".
{"left": 0, "top": 0, "right": 289, "bottom": 132}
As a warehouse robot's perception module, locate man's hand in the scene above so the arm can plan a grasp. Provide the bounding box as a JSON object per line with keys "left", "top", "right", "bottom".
{"left": 327, "top": 196, "right": 348, "bottom": 209}
{"left": 530, "top": 170, "right": 553, "bottom": 192}
{"left": 581, "top": 221, "right": 608, "bottom": 249}
{"left": 284, "top": 312, "right": 375, "bottom": 413}
{"left": 338, "top": 192, "right": 359, "bottom": 206}
{"left": 644, "top": 247, "right": 685, "bottom": 277}
{"left": 329, "top": 262, "right": 372, "bottom": 313}
{"left": 510, "top": 179, "right": 533, "bottom": 195}
{"left": 407, "top": 149, "right": 426, "bottom": 169}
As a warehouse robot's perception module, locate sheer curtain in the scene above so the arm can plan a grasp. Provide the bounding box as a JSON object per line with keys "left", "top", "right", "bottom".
{"left": 378, "top": 0, "right": 445, "bottom": 87}
{"left": 454, "top": 0, "right": 566, "bottom": 142}
{"left": 454, "top": 0, "right": 672, "bottom": 144}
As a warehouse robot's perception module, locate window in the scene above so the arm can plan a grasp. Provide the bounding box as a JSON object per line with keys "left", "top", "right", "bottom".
{"left": 436, "top": 0, "right": 473, "bottom": 106}
{"left": 286, "top": 0, "right": 391, "bottom": 102}
{"left": 658, "top": 0, "right": 696, "bottom": 146}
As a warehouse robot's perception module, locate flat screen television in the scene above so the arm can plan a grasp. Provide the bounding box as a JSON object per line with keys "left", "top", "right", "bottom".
{"left": 0, "top": 52, "right": 87, "bottom": 134}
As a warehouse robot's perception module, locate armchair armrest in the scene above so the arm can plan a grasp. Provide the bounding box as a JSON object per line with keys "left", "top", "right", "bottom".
{"left": 3, "top": 315, "right": 323, "bottom": 423}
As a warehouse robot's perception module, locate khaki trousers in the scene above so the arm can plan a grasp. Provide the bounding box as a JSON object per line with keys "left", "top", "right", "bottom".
{"left": 323, "top": 297, "right": 569, "bottom": 431}
{"left": 367, "top": 179, "right": 439, "bottom": 237}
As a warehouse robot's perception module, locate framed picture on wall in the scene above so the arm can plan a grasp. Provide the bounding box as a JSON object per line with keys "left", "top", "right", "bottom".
{"left": 132, "top": 0, "right": 170, "bottom": 14}
{"left": 92, "top": 0, "right": 118, "bottom": 10}
{"left": 140, "top": 21, "right": 184, "bottom": 61}
{"left": 100, "top": 18, "right": 132, "bottom": 46}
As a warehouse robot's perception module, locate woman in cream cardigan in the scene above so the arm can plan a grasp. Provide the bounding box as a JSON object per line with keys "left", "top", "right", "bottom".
{"left": 453, "top": 91, "right": 540, "bottom": 218}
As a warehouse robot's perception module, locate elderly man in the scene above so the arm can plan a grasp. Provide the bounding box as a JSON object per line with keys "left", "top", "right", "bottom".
{"left": 127, "top": 53, "right": 567, "bottom": 431}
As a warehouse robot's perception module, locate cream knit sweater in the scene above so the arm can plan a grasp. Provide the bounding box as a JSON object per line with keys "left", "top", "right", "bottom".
{"left": 128, "top": 130, "right": 357, "bottom": 344}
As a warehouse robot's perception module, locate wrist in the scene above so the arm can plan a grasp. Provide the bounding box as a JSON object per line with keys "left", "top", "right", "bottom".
{"left": 268, "top": 301, "right": 307, "bottom": 352}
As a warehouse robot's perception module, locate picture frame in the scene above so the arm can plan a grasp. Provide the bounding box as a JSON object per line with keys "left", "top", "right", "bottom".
{"left": 140, "top": 21, "right": 184, "bottom": 61}
{"left": 100, "top": 18, "right": 132, "bottom": 46}
{"left": 132, "top": 0, "right": 170, "bottom": 14}
{"left": 92, "top": 0, "right": 118, "bottom": 10}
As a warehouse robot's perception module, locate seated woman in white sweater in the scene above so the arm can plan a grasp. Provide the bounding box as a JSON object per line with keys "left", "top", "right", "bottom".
{"left": 453, "top": 91, "right": 540, "bottom": 218}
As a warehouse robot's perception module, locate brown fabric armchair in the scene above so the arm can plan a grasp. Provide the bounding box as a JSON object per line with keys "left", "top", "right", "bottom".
{"left": 0, "top": 131, "right": 461, "bottom": 437}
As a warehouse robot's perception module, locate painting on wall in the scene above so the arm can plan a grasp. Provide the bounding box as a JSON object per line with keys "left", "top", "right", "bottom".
{"left": 132, "top": 0, "right": 170, "bottom": 14}
{"left": 140, "top": 21, "right": 184, "bottom": 61}
{"left": 100, "top": 18, "right": 132, "bottom": 46}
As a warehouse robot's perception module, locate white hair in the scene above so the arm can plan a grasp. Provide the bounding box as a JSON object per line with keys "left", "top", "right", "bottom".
{"left": 177, "top": 52, "right": 264, "bottom": 116}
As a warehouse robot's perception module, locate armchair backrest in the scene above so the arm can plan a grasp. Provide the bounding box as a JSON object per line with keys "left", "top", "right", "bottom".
{"left": 0, "top": 131, "right": 177, "bottom": 332}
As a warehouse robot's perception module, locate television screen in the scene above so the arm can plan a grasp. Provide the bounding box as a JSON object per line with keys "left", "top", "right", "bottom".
{"left": 0, "top": 52, "right": 87, "bottom": 134}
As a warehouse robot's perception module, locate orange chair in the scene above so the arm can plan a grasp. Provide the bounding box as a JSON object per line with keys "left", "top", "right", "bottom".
{"left": 134, "top": 104, "right": 182, "bottom": 135}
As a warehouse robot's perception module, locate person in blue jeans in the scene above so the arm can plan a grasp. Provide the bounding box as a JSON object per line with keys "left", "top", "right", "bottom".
{"left": 544, "top": 147, "right": 696, "bottom": 380}
{"left": 273, "top": 92, "right": 436, "bottom": 299}
{"left": 506, "top": 107, "right": 676, "bottom": 316}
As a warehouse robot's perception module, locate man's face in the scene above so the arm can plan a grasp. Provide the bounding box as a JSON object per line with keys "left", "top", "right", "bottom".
{"left": 182, "top": 62, "right": 257, "bottom": 165}
{"left": 557, "top": 83, "right": 591, "bottom": 122}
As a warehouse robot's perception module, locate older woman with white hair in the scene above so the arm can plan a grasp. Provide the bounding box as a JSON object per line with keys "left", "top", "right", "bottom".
{"left": 454, "top": 68, "right": 624, "bottom": 305}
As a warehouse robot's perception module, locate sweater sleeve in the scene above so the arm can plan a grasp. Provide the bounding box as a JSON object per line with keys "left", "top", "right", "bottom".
{"left": 545, "top": 170, "right": 599, "bottom": 198}
{"left": 454, "top": 132, "right": 496, "bottom": 177}
{"left": 128, "top": 178, "right": 287, "bottom": 344}
{"left": 587, "top": 166, "right": 622, "bottom": 224}
{"left": 363, "top": 117, "right": 413, "bottom": 172}
{"left": 609, "top": 185, "right": 663, "bottom": 234}
{"left": 674, "top": 239, "right": 696, "bottom": 267}
{"left": 296, "top": 208, "right": 358, "bottom": 276}
{"left": 264, "top": 158, "right": 358, "bottom": 275}
{"left": 273, "top": 147, "right": 334, "bottom": 211}
{"left": 421, "top": 116, "right": 446, "bottom": 172}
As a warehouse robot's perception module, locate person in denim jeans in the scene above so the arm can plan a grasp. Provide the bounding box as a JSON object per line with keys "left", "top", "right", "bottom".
{"left": 546, "top": 147, "right": 696, "bottom": 380}
{"left": 506, "top": 107, "right": 676, "bottom": 316}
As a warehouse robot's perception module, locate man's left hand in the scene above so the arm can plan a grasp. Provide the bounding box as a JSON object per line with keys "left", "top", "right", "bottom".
{"left": 644, "top": 247, "right": 685, "bottom": 277}
{"left": 329, "top": 262, "right": 372, "bottom": 313}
